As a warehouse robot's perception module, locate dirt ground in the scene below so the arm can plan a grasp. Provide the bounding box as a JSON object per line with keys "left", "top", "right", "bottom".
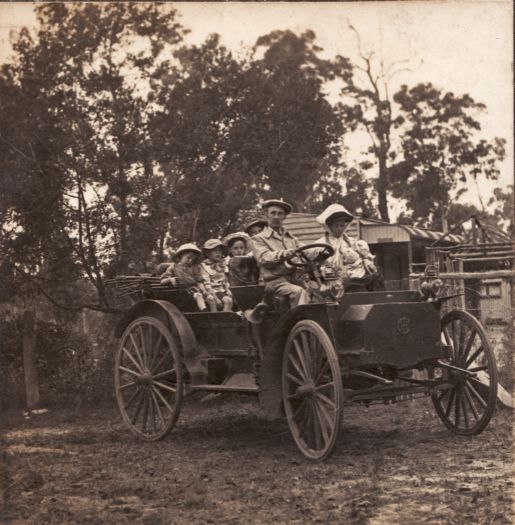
{"left": 1, "top": 396, "right": 513, "bottom": 525}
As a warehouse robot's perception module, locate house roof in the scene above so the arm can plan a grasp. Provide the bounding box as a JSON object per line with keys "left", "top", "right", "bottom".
{"left": 283, "top": 213, "right": 359, "bottom": 243}
{"left": 399, "top": 225, "right": 464, "bottom": 244}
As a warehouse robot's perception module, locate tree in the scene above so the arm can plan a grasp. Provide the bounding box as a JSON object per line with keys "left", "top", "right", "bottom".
{"left": 391, "top": 83, "right": 506, "bottom": 232}
{"left": 0, "top": 3, "right": 187, "bottom": 309}
{"left": 338, "top": 24, "right": 408, "bottom": 222}
{"left": 152, "top": 29, "right": 354, "bottom": 241}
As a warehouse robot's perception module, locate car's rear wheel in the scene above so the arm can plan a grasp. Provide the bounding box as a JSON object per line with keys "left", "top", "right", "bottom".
{"left": 431, "top": 310, "right": 497, "bottom": 435}
{"left": 282, "top": 320, "right": 344, "bottom": 460}
{"left": 115, "top": 316, "right": 183, "bottom": 440}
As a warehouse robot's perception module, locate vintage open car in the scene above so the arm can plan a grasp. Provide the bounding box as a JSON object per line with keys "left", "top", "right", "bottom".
{"left": 110, "top": 244, "right": 498, "bottom": 460}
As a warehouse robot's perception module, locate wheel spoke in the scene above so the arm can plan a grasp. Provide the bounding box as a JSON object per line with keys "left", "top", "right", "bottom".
{"left": 124, "top": 386, "right": 142, "bottom": 409}
{"left": 293, "top": 338, "right": 311, "bottom": 380}
{"left": 314, "top": 360, "right": 330, "bottom": 386}
{"left": 442, "top": 327, "right": 452, "bottom": 348}
{"left": 300, "top": 331, "right": 314, "bottom": 378}
{"left": 149, "top": 388, "right": 166, "bottom": 428}
{"left": 119, "top": 381, "right": 137, "bottom": 391}
{"left": 465, "top": 345, "right": 484, "bottom": 369}
{"left": 152, "top": 368, "right": 176, "bottom": 380}
{"left": 129, "top": 333, "right": 145, "bottom": 370}
{"left": 460, "top": 329, "right": 477, "bottom": 366}
{"left": 311, "top": 401, "right": 323, "bottom": 450}
{"left": 459, "top": 390, "right": 469, "bottom": 429}
{"left": 463, "top": 385, "right": 480, "bottom": 420}
{"left": 148, "top": 331, "right": 164, "bottom": 370}
{"left": 436, "top": 387, "right": 451, "bottom": 403}
{"left": 289, "top": 351, "right": 308, "bottom": 382}
{"left": 444, "top": 389, "right": 456, "bottom": 417}
{"left": 139, "top": 325, "right": 148, "bottom": 367}
{"left": 301, "top": 401, "right": 313, "bottom": 448}
{"left": 465, "top": 382, "right": 487, "bottom": 409}
{"left": 286, "top": 372, "right": 304, "bottom": 387}
{"left": 119, "top": 365, "right": 140, "bottom": 377}
{"left": 147, "top": 389, "right": 157, "bottom": 434}
{"left": 151, "top": 348, "right": 171, "bottom": 375}
{"left": 453, "top": 320, "right": 462, "bottom": 359}
{"left": 467, "top": 366, "right": 488, "bottom": 373}
{"left": 151, "top": 384, "right": 174, "bottom": 414}
{"left": 122, "top": 347, "right": 144, "bottom": 373}
{"left": 315, "top": 381, "right": 334, "bottom": 392}
{"left": 140, "top": 389, "right": 150, "bottom": 433}
{"left": 153, "top": 380, "right": 176, "bottom": 394}
{"left": 454, "top": 389, "right": 461, "bottom": 427}
{"left": 313, "top": 398, "right": 332, "bottom": 442}
{"left": 130, "top": 389, "right": 145, "bottom": 424}
{"left": 315, "top": 391, "right": 336, "bottom": 410}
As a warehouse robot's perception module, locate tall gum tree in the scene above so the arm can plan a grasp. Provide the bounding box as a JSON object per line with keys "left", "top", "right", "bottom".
{"left": 391, "top": 83, "right": 506, "bottom": 232}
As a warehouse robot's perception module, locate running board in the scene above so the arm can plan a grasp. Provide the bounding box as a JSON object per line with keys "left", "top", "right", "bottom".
{"left": 190, "top": 373, "right": 259, "bottom": 394}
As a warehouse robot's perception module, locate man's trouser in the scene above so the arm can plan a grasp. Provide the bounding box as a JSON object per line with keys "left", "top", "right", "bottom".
{"left": 264, "top": 277, "right": 310, "bottom": 309}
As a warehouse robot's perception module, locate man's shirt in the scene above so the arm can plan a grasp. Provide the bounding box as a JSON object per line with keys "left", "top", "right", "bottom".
{"left": 252, "top": 225, "right": 302, "bottom": 282}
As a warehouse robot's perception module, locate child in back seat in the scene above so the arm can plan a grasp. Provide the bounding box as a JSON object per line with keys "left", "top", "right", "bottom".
{"left": 200, "top": 239, "right": 233, "bottom": 312}
{"left": 223, "top": 232, "right": 260, "bottom": 286}
{"left": 160, "top": 243, "right": 210, "bottom": 311}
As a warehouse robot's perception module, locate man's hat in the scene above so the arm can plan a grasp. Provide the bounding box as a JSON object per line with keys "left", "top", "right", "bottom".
{"left": 316, "top": 204, "right": 354, "bottom": 226}
{"left": 202, "top": 238, "right": 224, "bottom": 253}
{"left": 261, "top": 198, "right": 293, "bottom": 215}
{"left": 243, "top": 217, "right": 268, "bottom": 234}
{"left": 223, "top": 232, "right": 250, "bottom": 249}
{"left": 174, "top": 243, "right": 202, "bottom": 262}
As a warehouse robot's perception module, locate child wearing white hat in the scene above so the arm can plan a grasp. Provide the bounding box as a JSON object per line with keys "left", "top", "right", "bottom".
{"left": 160, "top": 243, "right": 210, "bottom": 311}
{"left": 200, "top": 239, "right": 233, "bottom": 312}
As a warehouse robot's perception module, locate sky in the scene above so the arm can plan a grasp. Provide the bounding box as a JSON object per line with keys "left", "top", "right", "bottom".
{"left": 0, "top": 1, "right": 513, "bottom": 219}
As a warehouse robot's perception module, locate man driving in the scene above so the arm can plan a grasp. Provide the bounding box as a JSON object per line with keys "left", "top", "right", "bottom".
{"left": 252, "top": 199, "right": 310, "bottom": 309}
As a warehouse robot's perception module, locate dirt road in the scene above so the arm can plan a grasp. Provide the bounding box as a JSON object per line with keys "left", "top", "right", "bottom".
{"left": 1, "top": 397, "right": 513, "bottom": 524}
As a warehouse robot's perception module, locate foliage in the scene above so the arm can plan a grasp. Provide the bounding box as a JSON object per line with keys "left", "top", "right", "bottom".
{"left": 391, "top": 83, "right": 506, "bottom": 231}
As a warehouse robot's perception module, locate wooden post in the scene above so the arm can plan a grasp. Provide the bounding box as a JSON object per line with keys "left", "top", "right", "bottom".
{"left": 22, "top": 310, "right": 40, "bottom": 409}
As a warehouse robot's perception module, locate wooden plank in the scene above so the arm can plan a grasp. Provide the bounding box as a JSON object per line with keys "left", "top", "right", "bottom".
{"left": 410, "top": 270, "right": 514, "bottom": 280}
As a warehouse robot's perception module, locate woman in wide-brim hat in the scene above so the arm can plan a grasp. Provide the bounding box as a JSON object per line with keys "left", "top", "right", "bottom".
{"left": 315, "top": 204, "right": 379, "bottom": 284}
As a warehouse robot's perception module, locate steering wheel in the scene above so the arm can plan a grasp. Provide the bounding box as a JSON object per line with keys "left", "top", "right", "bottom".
{"left": 285, "top": 243, "right": 335, "bottom": 268}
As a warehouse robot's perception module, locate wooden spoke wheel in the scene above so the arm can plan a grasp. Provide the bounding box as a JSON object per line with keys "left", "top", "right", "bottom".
{"left": 282, "top": 320, "right": 344, "bottom": 461}
{"left": 431, "top": 310, "right": 498, "bottom": 436}
{"left": 115, "top": 316, "right": 183, "bottom": 441}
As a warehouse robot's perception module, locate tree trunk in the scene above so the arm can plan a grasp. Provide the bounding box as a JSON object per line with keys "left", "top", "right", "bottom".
{"left": 377, "top": 154, "right": 390, "bottom": 223}
{"left": 22, "top": 310, "right": 40, "bottom": 409}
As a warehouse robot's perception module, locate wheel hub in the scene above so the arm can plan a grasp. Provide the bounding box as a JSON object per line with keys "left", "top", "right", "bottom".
{"left": 296, "top": 381, "right": 315, "bottom": 398}
{"left": 136, "top": 373, "right": 152, "bottom": 385}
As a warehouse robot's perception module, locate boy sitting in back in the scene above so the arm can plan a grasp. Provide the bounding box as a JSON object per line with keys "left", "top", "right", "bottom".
{"left": 200, "top": 239, "right": 233, "bottom": 312}
{"left": 160, "top": 243, "right": 210, "bottom": 311}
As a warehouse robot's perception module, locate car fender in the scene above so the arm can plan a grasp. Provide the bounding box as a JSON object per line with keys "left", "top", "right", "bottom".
{"left": 115, "top": 300, "right": 207, "bottom": 384}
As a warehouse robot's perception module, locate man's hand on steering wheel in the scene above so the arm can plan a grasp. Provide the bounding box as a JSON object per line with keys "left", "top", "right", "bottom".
{"left": 285, "top": 243, "right": 334, "bottom": 269}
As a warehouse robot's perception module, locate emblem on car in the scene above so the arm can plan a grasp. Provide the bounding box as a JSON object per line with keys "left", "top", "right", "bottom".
{"left": 397, "top": 316, "right": 410, "bottom": 335}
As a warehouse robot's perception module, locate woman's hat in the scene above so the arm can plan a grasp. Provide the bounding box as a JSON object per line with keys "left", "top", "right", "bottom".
{"left": 243, "top": 217, "right": 268, "bottom": 234}
{"left": 262, "top": 198, "right": 293, "bottom": 215}
{"left": 202, "top": 238, "right": 224, "bottom": 253}
{"left": 316, "top": 204, "right": 354, "bottom": 226}
{"left": 223, "top": 232, "right": 250, "bottom": 249}
{"left": 174, "top": 243, "right": 202, "bottom": 262}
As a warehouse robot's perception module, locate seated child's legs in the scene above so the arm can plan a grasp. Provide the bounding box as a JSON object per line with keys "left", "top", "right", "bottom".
{"left": 221, "top": 295, "right": 233, "bottom": 312}
{"left": 205, "top": 294, "right": 217, "bottom": 312}
{"left": 193, "top": 291, "right": 207, "bottom": 311}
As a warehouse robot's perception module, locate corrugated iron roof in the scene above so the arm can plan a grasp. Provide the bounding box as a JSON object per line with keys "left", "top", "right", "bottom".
{"left": 400, "top": 225, "right": 464, "bottom": 244}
